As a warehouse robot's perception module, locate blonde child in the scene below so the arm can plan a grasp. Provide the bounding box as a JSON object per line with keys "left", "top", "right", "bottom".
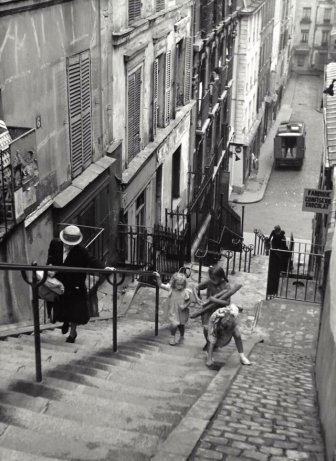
{"left": 155, "top": 271, "right": 191, "bottom": 346}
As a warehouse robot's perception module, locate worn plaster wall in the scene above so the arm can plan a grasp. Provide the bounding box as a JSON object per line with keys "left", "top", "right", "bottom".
{"left": 0, "top": 0, "right": 102, "bottom": 197}
{"left": 316, "top": 230, "right": 336, "bottom": 461}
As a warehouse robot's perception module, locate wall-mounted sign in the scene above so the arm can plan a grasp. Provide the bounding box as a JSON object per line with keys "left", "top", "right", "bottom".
{"left": 302, "top": 188, "right": 332, "bottom": 214}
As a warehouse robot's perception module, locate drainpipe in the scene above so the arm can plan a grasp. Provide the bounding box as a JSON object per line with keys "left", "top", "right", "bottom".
{"left": 311, "top": 5, "right": 319, "bottom": 69}
{"left": 98, "top": 0, "right": 104, "bottom": 153}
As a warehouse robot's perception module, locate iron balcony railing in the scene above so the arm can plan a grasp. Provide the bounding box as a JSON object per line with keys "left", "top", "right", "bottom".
{"left": 197, "top": 89, "right": 210, "bottom": 131}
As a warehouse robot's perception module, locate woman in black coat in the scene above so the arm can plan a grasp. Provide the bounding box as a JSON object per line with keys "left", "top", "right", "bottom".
{"left": 47, "top": 225, "right": 114, "bottom": 343}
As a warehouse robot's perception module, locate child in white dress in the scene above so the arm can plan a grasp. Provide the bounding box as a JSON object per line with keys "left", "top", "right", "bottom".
{"left": 155, "top": 272, "right": 192, "bottom": 345}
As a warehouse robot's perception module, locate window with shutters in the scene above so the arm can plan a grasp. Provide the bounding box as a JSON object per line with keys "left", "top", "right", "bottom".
{"left": 67, "top": 50, "right": 92, "bottom": 179}
{"left": 155, "top": 0, "right": 165, "bottom": 12}
{"left": 152, "top": 53, "right": 166, "bottom": 139}
{"left": 127, "top": 66, "right": 142, "bottom": 163}
{"left": 129, "top": 0, "right": 141, "bottom": 23}
{"left": 175, "top": 37, "right": 193, "bottom": 108}
{"left": 164, "top": 51, "right": 172, "bottom": 126}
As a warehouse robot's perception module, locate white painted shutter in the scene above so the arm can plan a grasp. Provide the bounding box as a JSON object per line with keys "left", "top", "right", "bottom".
{"left": 183, "top": 37, "right": 193, "bottom": 105}
{"left": 164, "top": 51, "right": 171, "bottom": 126}
{"left": 153, "top": 59, "right": 158, "bottom": 139}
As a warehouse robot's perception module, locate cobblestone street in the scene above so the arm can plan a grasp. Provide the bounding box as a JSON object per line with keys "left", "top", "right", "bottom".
{"left": 190, "top": 300, "right": 325, "bottom": 461}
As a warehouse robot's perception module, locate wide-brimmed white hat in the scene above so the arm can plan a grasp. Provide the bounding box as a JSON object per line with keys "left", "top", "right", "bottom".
{"left": 60, "top": 225, "right": 83, "bottom": 246}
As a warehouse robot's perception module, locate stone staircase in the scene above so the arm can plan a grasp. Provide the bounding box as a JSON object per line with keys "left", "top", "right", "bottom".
{"left": 0, "top": 317, "right": 241, "bottom": 461}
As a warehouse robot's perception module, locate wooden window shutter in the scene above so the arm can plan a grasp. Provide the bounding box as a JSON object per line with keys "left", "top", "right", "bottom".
{"left": 164, "top": 51, "right": 172, "bottom": 126}
{"left": 129, "top": 0, "right": 141, "bottom": 23}
{"left": 152, "top": 59, "right": 159, "bottom": 139}
{"left": 128, "top": 67, "right": 142, "bottom": 162}
{"left": 81, "top": 53, "right": 92, "bottom": 168}
{"left": 67, "top": 50, "right": 92, "bottom": 179}
{"left": 155, "top": 0, "right": 165, "bottom": 12}
{"left": 183, "top": 37, "right": 193, "bottom": 105}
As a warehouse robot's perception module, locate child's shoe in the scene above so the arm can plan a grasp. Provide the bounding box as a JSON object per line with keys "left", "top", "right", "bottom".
{"left": 178, "top": 336, "right": 184, "bottom": 344}
{"left": 240, "top": 354, "right": 251, "bottom": 365}
{"left": 169, "top": 336, "right": 176, "bottom": 346}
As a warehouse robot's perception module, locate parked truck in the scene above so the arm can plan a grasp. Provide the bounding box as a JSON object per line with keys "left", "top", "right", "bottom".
{"left": 274, "top": 121, "right": 306, "bottom": 169}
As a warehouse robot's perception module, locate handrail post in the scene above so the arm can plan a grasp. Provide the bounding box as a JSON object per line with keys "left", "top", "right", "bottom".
{"left": 112, "top": 272, "right": 118, "bottom": 352}
{"left": 20, "top": 262, "right": 48, "bottom": 383}
{"left": 155, "top": 280, "right": 159, "bottom": 336}
{"left": 32, "top": 269, "right": 42, "bottom": 382}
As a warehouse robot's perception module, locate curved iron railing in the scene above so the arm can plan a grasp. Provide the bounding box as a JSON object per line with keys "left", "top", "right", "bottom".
{"left": 0, "top": 263, "right": 161, "bottom": 383}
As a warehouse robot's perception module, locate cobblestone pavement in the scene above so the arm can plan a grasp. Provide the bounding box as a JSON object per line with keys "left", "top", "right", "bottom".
{"left": 189, "top": 299, "right": 325, "bottom": 461}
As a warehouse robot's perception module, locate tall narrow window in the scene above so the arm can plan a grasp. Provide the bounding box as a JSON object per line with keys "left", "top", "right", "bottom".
{"left": 322, "top": 31, "right": 329, "bottom": 46}
{"left": 128, "top": 67, "right": 142, "bottom": 162}
{"left": 171, "top": 147, "right": 181, "bottom": 200}
{"left": 67, "top": 50, "right": 92, "bottom": 179}
{"left": 301, "top": 30, "right": 309, "bottom": 43}
{"left": 302, "top": 7, "right": 311, "bottom": 19}
{"left": 129, "top": 0, "right": 141, "bottom": 23}
{"left": 324, "top": 8, "right": 332, "bottom": 23}
{"left": 152, "top": 53, "right": 166, "bottom": 139}
{"left": 184, "top": 37, "right": 193, "bottom": 105}
{"left": 164, "top": 51, "right": 172, "bottom": 126}
{"left": 155, "top": 0, "right": 165, "bottom": 12}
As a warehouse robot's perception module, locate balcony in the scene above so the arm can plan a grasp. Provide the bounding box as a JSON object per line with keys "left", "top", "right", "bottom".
{"left": 197, "top": 89, "right": 210, "bottom": 131}
{"left": 0, "top": 126, "right": 37, "bottom": 240}
{"left": 300, "top": 17, "right": 312, "bottom": 24}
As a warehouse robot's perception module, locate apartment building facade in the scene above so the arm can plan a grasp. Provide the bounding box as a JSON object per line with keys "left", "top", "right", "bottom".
{"left": 292, "top": 0, "right": 336, "bottom": 72}
{"left": 270, "top": 0, "right": 294, "bottom": 118}
{"left": 190, "top": 0, "right": 242, "bottom": 246}
{"left": 109, "top": 0, "right": 195, "bottom": 237}
{"left": 0, "top": 0, "right": 121, "bottom": 324}
{"left": 231, "top": 0, "right": 264, "bottom": 192}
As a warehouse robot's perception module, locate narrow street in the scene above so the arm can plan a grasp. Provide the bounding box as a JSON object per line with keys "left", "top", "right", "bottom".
{"left": 244, "top": 74, "right": 324, "bottom": 240}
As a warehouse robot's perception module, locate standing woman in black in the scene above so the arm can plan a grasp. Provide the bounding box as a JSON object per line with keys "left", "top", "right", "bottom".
{"left": 47, "top": 225, "right": 114, "bottom": 343}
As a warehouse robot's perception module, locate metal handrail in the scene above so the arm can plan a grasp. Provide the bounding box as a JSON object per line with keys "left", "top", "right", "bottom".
{"left": 0, "top": 262, "right": 160, "bottom": 383}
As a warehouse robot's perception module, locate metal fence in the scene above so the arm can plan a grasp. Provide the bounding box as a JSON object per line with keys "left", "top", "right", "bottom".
{"left": 266, "top": 248, "right": 324, "bottom": 303}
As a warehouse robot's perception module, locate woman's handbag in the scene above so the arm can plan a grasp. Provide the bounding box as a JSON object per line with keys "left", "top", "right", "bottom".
{"left": 36, "top": 271, "right": 64, "bottom": 302}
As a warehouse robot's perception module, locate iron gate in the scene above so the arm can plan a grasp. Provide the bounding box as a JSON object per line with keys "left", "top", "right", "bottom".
{"left": 266, "top": 244, "right": 324, "bottom": 304}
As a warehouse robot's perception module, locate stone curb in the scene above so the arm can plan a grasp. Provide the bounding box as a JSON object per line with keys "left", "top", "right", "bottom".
{"left": 231, "top": 164, "right": 274, "bottom": 204}
{"left": 151, "top": 335, "right": 262, "bottom": 461}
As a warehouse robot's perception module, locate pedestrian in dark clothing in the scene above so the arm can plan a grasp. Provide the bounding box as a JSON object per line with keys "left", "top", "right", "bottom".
{"left": 267, "top": 225, "right": 291, "bottom": 297}
{"left": 47, "top": 225, "right": 114, "bottom": 343}
{"left": 269, "top": 225, "right": 286, "bottom": 249}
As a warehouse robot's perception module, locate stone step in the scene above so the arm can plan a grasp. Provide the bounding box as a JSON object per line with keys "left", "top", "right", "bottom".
{"left": 0, "top": 404, "right": 157, "bottom": 457}
{"left": 0, "top": 446, "right": 63, "bottom": 461}
{"left": 2, "top": 378, "right": 183, "bottom": 420}
{"left": 0, "top": 389, "right": 173, "bottom": 437}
